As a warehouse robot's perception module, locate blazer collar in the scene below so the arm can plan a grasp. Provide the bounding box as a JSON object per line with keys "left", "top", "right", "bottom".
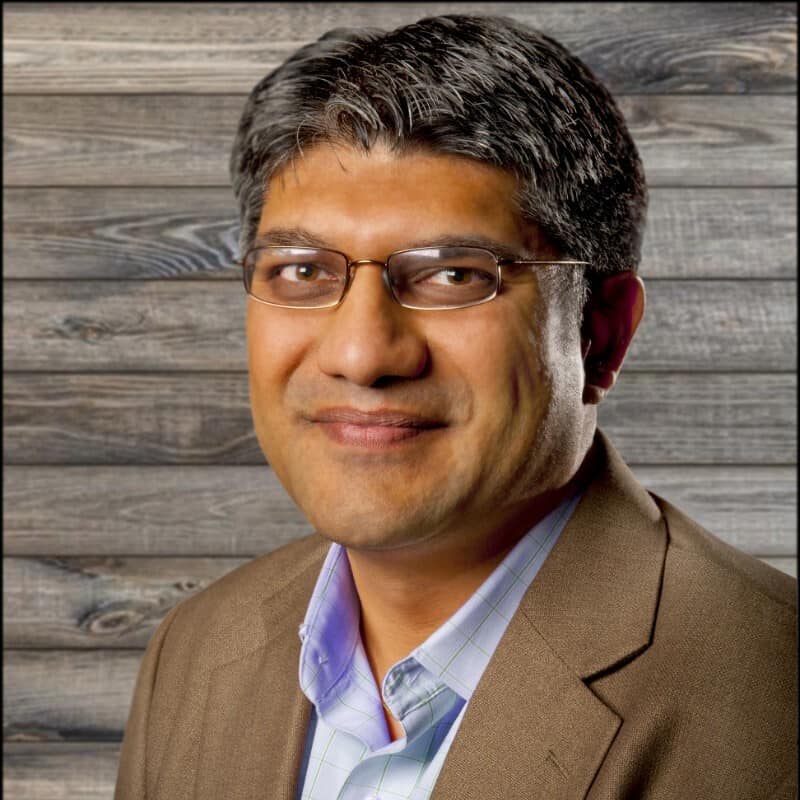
{"left": 193, "top": 427, "right": 667, "bottom": 800}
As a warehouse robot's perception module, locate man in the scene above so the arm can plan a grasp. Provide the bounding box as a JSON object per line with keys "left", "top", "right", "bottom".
{"left": 115, "top": 14, "right": 796, "bottom": 800}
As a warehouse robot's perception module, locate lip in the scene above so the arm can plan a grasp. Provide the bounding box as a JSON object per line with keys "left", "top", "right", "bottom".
{"left": 309, "top": 407, "right": 445, "bottom": 428}
{"left": 307, "top": 407, "right": 447, "bottom": 450}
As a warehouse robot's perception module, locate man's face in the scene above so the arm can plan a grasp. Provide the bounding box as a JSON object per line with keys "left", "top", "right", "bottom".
{"left": 246, "top": 141, "right": 592, "bottom": 552}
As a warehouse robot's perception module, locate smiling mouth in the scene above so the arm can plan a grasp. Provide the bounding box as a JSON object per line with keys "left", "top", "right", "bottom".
{"left": 316, "top": 421, "right": 444, "bottom": 448}
{"left": 304, "top": 406, "right": 448, "bottom": 451}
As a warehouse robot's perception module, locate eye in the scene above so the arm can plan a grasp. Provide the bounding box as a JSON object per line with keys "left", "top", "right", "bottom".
{"left": 424, "top": 267, "right": 494, "bottom": 285}
{"left": 270, "top": 263, "right": 338, "bottom": 282}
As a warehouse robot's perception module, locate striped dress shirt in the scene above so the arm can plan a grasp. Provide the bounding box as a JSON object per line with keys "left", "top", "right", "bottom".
{"left": 295, "top": 489, "right": 583, "bottom": 800}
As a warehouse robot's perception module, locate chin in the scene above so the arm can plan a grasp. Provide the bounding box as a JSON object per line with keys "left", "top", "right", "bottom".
{"left": 315, "top": 531, "right": 392, "bottom": 552}
{"left": 310, "top": 513, "right": 436, "bottom": 553}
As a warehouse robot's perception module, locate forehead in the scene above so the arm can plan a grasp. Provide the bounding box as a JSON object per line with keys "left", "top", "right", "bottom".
{"left": 258, "top": 141, "right": 535, "bottom": 252}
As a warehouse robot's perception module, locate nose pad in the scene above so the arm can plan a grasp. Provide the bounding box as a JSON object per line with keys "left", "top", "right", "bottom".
{"left": 340, "top": 260, "right": 397, "bottom": 307}
{"left": 382, "top": 266, "right": 394, "bottom": 295}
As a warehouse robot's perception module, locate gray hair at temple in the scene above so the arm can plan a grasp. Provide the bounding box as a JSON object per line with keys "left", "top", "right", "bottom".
{"left": 229, "top": 13, "right": 647, "bottom": 293}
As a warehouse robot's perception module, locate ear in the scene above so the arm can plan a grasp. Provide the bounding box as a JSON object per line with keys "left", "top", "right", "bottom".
{"left": 580, "top": 271, "right": 645, "bottom": 405}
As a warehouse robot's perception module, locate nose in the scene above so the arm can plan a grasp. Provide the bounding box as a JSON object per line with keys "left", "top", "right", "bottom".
{"left": 315, "top": 263, "right": 429, "bottom": 387}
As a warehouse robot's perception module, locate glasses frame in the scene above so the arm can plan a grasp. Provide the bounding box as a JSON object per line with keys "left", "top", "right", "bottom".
{"left": 234, "top": 245, "right": 590, "bottom": 311}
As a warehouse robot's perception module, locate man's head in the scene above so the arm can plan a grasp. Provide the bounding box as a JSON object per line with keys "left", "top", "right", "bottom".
{"left": 229, "top": 14, "right": 646, "bottom": 554}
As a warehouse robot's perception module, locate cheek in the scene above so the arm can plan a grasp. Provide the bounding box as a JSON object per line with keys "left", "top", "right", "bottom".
{"left": 246, "top": 304, "right": 307, "bottom": 385}
{"left": 441, "top": 303, "right": 550, "bottom": 426}
{"left": 245, "top": 306, "right": 313, "bottom": 485}
{"left": 246, "top": 307, "right": 274, "bottom": 402}
{"left": 246, "top": 307, "right": 309, "bottom": 436}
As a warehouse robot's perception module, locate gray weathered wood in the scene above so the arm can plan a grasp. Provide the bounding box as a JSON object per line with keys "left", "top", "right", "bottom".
{"left": 3, "top": 742, "right": 120, "bottom": 800}
{"left": 3, "top": 549, "right": 795, "bottom": 649}
{"left": 4, "top": 465, "right": 794, "bottom": 557}
{"left": 4, "top": 95, "right": 796, "bottom": 187}
{"left": 4, "top": 372, "right": 796, "bottom": 465}
{"left": 3, "top": 3, "right": 795, "bottom": 94}
{"left": 3, "top": 650, "right": 138, "bottom": 741}
{"left": 617, "top": 94, "right": 796, "bottom": 186}
{"left": 624, "top": 280, "right": 796, "bottom": 372}
{"left": 2, "top": 466, "right": 314, "bottom": 556}
{"left": 3, "top": 372, "right": 262, "bottom": 465}
{"left": 4, "top": 279, "right": 795, "bottom": 372}
{"left": 2, "top": 187, "right": 241, "bottom": 279}
{"left": 3, "top": 557, "right": 248, "bottom": 648}
{"left": 643, "top": 189, "right": 796, "bottom": 279}
{"left": 3, "top": 187, "right": 796, "bottom": 280}
{"left": 3, "top": 281, "right": 251, "bottom": 372}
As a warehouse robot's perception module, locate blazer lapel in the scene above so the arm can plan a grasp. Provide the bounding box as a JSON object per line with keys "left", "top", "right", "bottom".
{"left": 431, "top": 428, "right": 668, "bottom": 799}
{"left": 192, "top": 550, "right": 322, "bottom": 800}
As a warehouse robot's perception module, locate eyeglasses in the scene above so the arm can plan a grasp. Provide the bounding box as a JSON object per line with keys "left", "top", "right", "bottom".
{"left": 234, "top": 245, "right": 589, "bottom": 311}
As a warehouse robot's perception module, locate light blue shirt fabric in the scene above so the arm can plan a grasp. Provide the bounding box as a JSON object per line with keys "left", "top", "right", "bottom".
{"left": 295, "top": 489, "right": 583, "bottom": 800}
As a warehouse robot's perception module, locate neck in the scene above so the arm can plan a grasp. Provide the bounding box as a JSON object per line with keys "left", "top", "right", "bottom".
{"left": 347, "top": 437, "right": 600, "bottom": 689}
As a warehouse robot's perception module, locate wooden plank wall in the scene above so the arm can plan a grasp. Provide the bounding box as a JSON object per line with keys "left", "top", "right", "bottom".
{"left": 3, "top": 3, "right": 797, "bottom": 796}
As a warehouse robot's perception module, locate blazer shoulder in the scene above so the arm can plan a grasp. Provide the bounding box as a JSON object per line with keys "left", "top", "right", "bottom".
{"left": 651, "top": 491, "right": 796, "bottom": 615}
{"left": 154, "top": 532, "right": 330, "bottom": 669}
{"left": 188, "top": 531, "right": 328, "bottom": 611}
{"left": 587, "top": 487, "right": 797, "bottom": 798}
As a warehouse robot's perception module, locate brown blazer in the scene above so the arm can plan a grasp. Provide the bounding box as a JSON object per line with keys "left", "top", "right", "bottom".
{"left": 114, "top": 429, "right": 797, "bottom": 799}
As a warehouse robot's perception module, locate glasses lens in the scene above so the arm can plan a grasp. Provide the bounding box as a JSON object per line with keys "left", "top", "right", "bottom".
{"left": 244, "top": 247, "right": 347, "bottom": 307}
{"left": 388, "top": 247, "right": 498, "bottom": 308}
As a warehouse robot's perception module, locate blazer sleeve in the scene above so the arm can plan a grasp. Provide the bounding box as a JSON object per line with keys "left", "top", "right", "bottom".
{"left": 114, "top": 603, "right": 183, "bottom": 800}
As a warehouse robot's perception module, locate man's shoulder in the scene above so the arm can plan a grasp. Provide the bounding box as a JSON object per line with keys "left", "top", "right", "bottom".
{"left": 587, "top": 489, "right": 797, "bottom": 790}
{"left": 194, "top": 532, "right": 330, "bottom": 608}
{"left": 650, "top": 491, "right": 796, "bottom": 622}
{"left": 587, "top": 489, "right": 797, "bottom": 800}
{"left": 155, "top": 532, "right": 330, "bottom": 669}
{"left": 649, "top": 492, "right": 797, "bottom": 610}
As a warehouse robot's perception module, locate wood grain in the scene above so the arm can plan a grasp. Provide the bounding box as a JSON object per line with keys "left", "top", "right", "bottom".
{"left": 4, "top": 372, "right": 795, "bottom": 465}
{"left": 4, "top": 465, "right": 794, "bottom": 557}
{"left": 3, "top": 742, "right": 121, "bottom": 799}
{"left": 643, "top": 189, "right": 796, "bottom": 279}
{"left": 4, "top": 279, "right": 795, "bottom": 372}
{"left": 2, "top": 187, "right": 241, "bottom": 279}
{"left": 4, "top": 187, "right": 795, "bottom": 280}
{"left": 3, "top": 549, "right": 795, "bottom": 649}
{"left": 3, "top": 95, "right": 796, "bottom": 187}
{"left": 616, "top": 95, "right": 796, "bottom": 187}
{"left": 3, "top": 556, "right": 248, "bottom": 648}
{"left": 3, "top": 372, "right": 260, "bottom": 465}
{"left": 3, "top": 3, "right": 795, "bottom": 94}
{"left": 3, "top": 650, "right": 138, "bottom": 741}
{"left": 2, "top": 465, "right": 314, "bottom": 556}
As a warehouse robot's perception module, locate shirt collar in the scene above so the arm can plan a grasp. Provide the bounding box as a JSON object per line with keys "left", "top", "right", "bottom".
{"left": 297, "top": 542, "right": 359, "bottom": 706}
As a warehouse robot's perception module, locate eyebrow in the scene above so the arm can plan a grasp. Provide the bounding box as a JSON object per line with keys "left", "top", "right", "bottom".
{"left": 253, "top": 227, "right": 530, "bottom": 261}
